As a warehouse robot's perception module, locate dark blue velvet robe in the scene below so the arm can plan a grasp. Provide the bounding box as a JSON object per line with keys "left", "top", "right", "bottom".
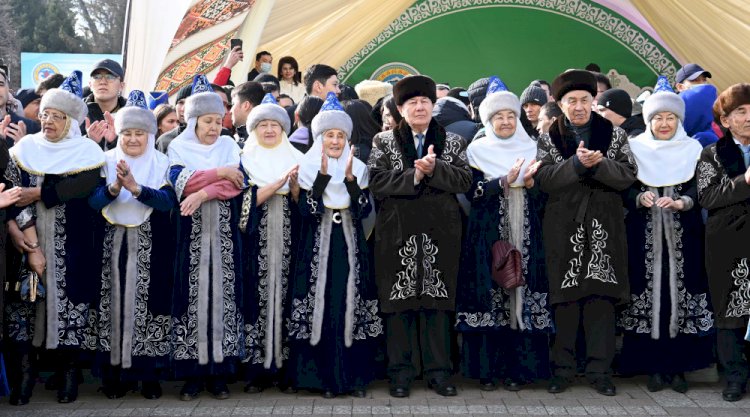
{"left": 456, "top": 168, "right": 553, "bottom": 383}
{"left": 285, "top": 175, "right": 384, "bottom": 394}
{"left": 89, "top": 184, "right": 177, "bottom": 379}
{"left": 619, "top": 179, "right": 714, "bottom": 375}
{"left": 3, "top": 157, "right": 103, "bottom": 352}
{"left": 238, "top": 183, "right": 297, "bottom": 384}
{"left": 168, "top": 165, "right": 245, "bottom": 379}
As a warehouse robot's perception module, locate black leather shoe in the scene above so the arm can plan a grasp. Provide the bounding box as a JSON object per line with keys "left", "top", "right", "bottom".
{"left": 179, "top": 379, "right": 203, "bottom": 401}
{"left": 57, "top": 367, "right": 79, "bottom": 404}
{"left": 723, "top": 382, "right": 744, "bottom": 402}
{"left": 243, "top": 383, "right": 263, "bottom": 394}
{"left": 670, "top": 373, "right": 688, "bottom": 394}
{"left": 647, "top": 373, "right": 665, "bottom": 392}
{"left": 351, "top": 389, "right": 367, "bottom": 398}
{"left": 592, "top": 377, "right": 616, "bottom": 396}
{"left": 10, "top": 353, "right": 35, "bottom": 406}
{"left": 389, "top": 384, "right": 410, "bottom": 398}
{"left": 141, "top": 381, "right": 162, "bottom": 400}
{"left": 208, "top": 379, "right": 230, "bottom": 400}
{"left": 504, "top": 378, "right": 523, "bottom": 392}
{"left": 547, "top": 376, "right": 569, "bottom": 394}
{"left": 428, "top": 378, "right": 457, "bottom": 397}
{"left": 322, "top": 390, "right": 336, "bottom": 399}
{"left": 479, "top": 378, "right": 497, "bottom": 391}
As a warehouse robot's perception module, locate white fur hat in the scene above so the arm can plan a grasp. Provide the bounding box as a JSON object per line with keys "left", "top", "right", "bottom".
{"left": 114, "top": 90, "right": 157, "bottom": 135}
{"left": 40, "top": 70, "right": 88, "bottom": 122}
{"left": 246, "top": 94, "right": 291, "bottom": 134}
{"left": 642, "top": 76, "right": 685, "bottom": 122}
{"left": 354, "top": 79, "right": 393, "bottom": 107}
{"left": 184, "top": 91, "right": 226, "bottom": 121}
{"left": 479, "top": 92, "right": 521, "bottom": 125}
{"left": 311, "top": 93, "right": 353, "bottom": 140}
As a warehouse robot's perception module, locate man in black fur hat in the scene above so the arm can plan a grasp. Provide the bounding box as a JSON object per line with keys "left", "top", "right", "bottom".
{"left": 367, "top": 75, "right": 471, "bottom": 398}
{"left": 535, "top": 69, "right": 636, "bottom": 396}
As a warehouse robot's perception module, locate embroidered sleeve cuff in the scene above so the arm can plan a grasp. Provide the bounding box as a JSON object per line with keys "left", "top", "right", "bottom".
{"left": 679, "top": 195, "right": 694, "bottom": 211}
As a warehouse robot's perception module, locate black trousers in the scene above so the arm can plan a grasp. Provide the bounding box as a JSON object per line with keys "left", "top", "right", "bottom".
{"left": 386, "top": 310, "right": 452, "bottom": 383}
{"left": 717, "top": 327, "right": 750, "bottom": 385}
{"left": 551, "top": 296, "right": 616, "bottom": 381}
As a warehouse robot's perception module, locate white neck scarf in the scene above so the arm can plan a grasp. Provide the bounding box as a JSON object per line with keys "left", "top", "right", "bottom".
{"left": 102, "top": 133, "right": 170, "bottom": 226}
{"left": 10, "top": 119, "right": 105, "bottom": 175}
{"left": 241, "top": 130, "right": 303, "bottom": 193}
{"left": 167, "top": 117, "right": 241, "bottom": 170}
{"left": 629, "top": 123, "right": 703, "bottom": 187}
{"left": 466, "top": 121, "right": 537, "bottom": 185}
{"left": 298, "top": 135, "right": 369, "bottom": 208}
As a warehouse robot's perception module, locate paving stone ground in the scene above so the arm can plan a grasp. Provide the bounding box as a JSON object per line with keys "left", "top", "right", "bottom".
{"left": 1, "top": 376, "right": 749, "bottom": 417}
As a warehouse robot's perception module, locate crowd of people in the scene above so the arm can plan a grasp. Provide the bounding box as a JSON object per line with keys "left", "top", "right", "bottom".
{"left": 0, "top": 48, "right": 748, "bottom": 409}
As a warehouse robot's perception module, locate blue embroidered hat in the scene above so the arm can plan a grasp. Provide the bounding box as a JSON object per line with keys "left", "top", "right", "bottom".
{"left": 311, "top": 92, "right": 353, "bottom": 139}
{"left": 39, "top": 70, "right": 88, "bottom": 121}
{"left": 486, "top": 76, "right": 509, "bottom": 95}
{"left": 247, "top": 93, "right": 291, "bottom": 134}
{"left": 654, "top": 75, "right": 675, "bottom": 94}
{"left": 147, "top": 91, "right": 169, "bottom": 110}
{"left": 185, "top": 75, "right": 224, "bottom": 120}
{"left": 261, "top": 93, "right": 278, "bottom": 105}
{"left": 115, "top": 90, "right": 158, "bottom": 135}
{"left": 191, "top": 74, "right": 213, "bottom": 95}
{"left": 479, "top": 75, "right": 521, "bottom": 125}
{"left": 642, "top": 75, "right": 685, "bottom": 122}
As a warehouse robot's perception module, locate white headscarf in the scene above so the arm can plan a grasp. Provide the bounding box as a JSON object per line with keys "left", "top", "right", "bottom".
{"left": 241, "top": 129, "right": 303, "bottom": 194}
{"left": 168, "top": 116, "right": 241, "bottom": 170}
{"left": 466, "top": 120, "right": 537, "bottom": 185}
{"left": 102, "top": 132, "right": 170, "bottom": 226}
{"left": 629, "top": 122, "right": 703, "bottom": 187}
{"left": 298, "top": 134, "right": 369, "bottom": 209}
{"left": 10, "top": 118, "right": 105, "bottom": 175}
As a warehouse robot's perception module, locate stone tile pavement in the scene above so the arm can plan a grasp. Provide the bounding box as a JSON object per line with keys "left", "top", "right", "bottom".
{"left": 1, "top": 377, "right": 749, "bottom": 416}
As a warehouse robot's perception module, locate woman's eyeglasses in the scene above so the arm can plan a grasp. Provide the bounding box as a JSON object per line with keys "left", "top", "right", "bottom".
{"left": 38, "top": 112, "right": 67, "bottom": 122}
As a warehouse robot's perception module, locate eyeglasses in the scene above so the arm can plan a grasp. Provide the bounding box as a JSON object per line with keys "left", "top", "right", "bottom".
{"left": 91, "top": 73, "right": 119, "bottom": 81}
{"left": 38, "top": 112, "right": 67, "bottom": 123}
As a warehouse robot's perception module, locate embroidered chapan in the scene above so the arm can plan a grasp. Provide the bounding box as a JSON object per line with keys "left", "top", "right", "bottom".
{"left": 367, "top": 119, "right": 471, "bottom": 313}
{"left": 535, "top": 113, "right": 636, "bottom": 304}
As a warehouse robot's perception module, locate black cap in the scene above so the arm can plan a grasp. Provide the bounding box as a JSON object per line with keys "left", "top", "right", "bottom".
{"left": 15, "top": 88, "right": 41, "bottom": 108}
{"left": 91, "top": 59, "right": 124, "bottom": 79}
{"left": 597, "top": 88, "right": 632, "bottom": 118}
{"left": 675, "top": 63, "right": 711, "bottom": 84}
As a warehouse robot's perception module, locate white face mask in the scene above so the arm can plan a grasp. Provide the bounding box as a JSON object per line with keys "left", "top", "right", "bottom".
{"left": 260, "top": 62, "right": 272, "bottom": 73}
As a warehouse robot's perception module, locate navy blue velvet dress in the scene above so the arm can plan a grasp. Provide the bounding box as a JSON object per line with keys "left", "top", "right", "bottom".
{"left": 285, "top": 174, "right": 384, "bottom": 395}
{"left": 455, "top": 168, "right": 553, "bottom": 384}
{"left": 167, "top": 165, "right": 245, "bottom": 379}
{"left": 89, "top": 184, "right": 177, "bottom": 380}
{"left": 619, "top": 179, "right": 714, "bottom": 375}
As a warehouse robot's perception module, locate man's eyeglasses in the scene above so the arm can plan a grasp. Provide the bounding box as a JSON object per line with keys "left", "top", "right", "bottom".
{"left": 91, "top": 73, "right": 119, "bottom": 82}
{"left": 39, "top": 112, "right": 67, "bottom": 123}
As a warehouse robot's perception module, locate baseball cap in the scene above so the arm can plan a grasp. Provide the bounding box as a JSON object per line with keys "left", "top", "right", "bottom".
{"left": 90, "top": 59, "right": 124, "bottom": 79}
{"left": 675, "top": 63, "right": 711, "bottom": 84}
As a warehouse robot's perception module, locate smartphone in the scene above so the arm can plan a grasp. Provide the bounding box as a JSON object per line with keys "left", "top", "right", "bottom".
{"left": 230, "top": 38, "right": 242, "bottom": 51}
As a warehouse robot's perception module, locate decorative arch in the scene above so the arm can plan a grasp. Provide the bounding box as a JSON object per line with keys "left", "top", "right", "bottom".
{"left": 338, "top": 0, "right": 679, "bottom": 91}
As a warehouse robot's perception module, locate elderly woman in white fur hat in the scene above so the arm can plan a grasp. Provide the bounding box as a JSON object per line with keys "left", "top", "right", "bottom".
{"left": 619, "top": 76, "right": 713, "bottom": 394}
{"left": 5, "top": 70, "right": 105, "bottom": 405}
{"left": 285, "top": 92, "right": 382, "bottom": 399}
{"left": 88, "top": 90, "right": 177, "bottom": 400}
{"left": 238, "top": 93, "right": 303, "bottom": 394}
{"left": 166, "top": 75, "right": 245, "bottom": 401}
{"left": 455, "top": 76, "right": 552, "bottom": 393}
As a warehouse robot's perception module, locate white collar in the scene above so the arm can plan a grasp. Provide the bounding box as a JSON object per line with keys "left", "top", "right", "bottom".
{"left": 10, "top": 121, "right": 105, "bottom": 175}
{"left": 167, "top": 117, "right": 241, "bottom": 170}
{"left": 466, "top": 121, "right": 537, "bottom": 185}
{"left": 298, "top": 134, "right": 368, "bottom": 208}
{"left": 240, "top": 130, "right": 303, "bottom": 193}
{"left": 629, "top": 123, "right": 703, "bottom": 187}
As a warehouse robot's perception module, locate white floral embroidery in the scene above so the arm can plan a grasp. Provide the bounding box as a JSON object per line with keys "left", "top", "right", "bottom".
{"left": 586, "top": 218, "right": 617, "bottom": 284}
{"left": 173, "top": 168, "right": 195, "bottom": 201}
{"left": 561, "top": 223, "right": 586, "bottom": 289}
{"left": 697, "top": 159, "right": 718, "bottom": 197}
{"left": 390, "top": 235, "right": 419, "bottom": 300}
{"left": 726, "top": 258, "right": 750, "bottom": 318}
{"left": 421, "top": 233, "right": 447, "bottom": 298}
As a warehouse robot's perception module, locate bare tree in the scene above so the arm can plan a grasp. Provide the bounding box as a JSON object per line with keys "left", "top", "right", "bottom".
{"left": 73, "top": 0, "right": 127, "bottom": 54}
{"left": 0, "top": 2, "right": 22, "bottom": 88}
